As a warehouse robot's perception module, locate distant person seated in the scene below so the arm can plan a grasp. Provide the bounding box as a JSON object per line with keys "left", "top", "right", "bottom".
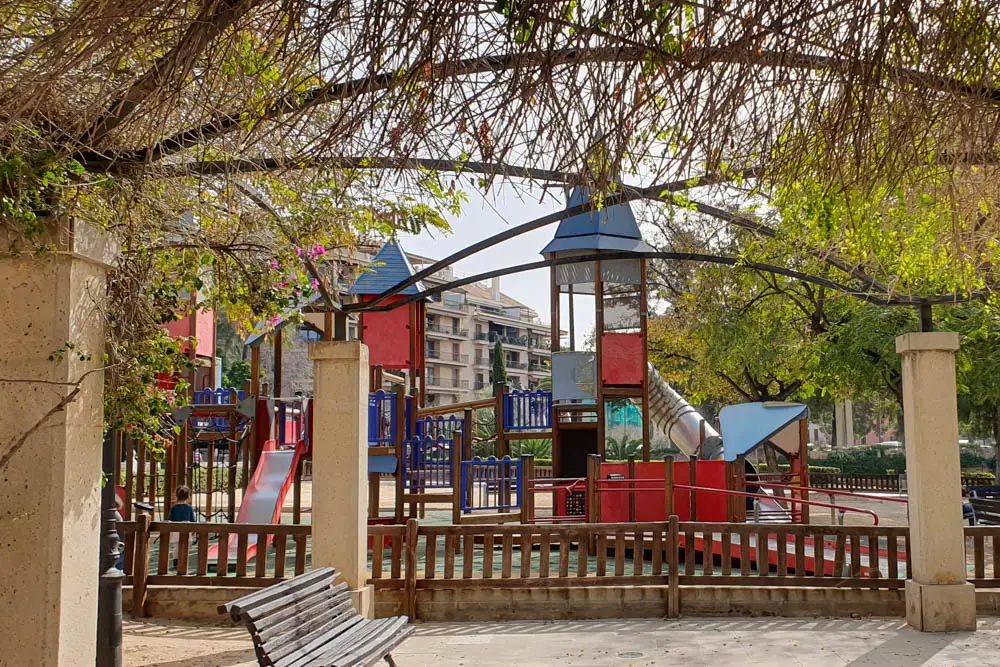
{"left": 168, "top": 485, "right": 196, "bottom": 522}
{"left": 962, "top": 489, "right": 975, "bottom": 526}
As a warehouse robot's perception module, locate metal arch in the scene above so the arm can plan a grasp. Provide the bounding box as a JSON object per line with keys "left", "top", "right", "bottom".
{"left": 344, "top": 250, "right": 939, "bottom": 313}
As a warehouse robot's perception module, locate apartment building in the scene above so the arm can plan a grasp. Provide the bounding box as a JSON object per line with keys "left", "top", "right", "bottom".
{"left": 406, "top": 254, "right": 554, "bottom": 407}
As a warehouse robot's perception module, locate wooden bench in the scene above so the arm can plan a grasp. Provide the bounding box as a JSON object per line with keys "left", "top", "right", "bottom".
{"left": 969, "top": 485, "right": 1000, "bottom": 499}
{"left": 969, "top": 497, "right": 1000, "bottom": 526}
{"left": 219, "top": 567, "right": 411, "bottom": 666}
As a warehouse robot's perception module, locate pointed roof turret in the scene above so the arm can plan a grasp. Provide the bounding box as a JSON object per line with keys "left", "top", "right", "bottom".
{"left": 348, "top": 240, "right": 425, "bottom": 296}
{"left": 540, "top": 186, "right": 653, "bottom": 257}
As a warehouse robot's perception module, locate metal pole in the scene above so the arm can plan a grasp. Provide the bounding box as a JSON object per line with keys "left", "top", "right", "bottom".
{"left": 97, "top": 430, "right": 123, "bottom": 667}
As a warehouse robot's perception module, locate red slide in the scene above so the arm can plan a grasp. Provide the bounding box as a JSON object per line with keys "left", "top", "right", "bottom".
{"left": 207, "top": 439, "right": 301, "bottom": 563}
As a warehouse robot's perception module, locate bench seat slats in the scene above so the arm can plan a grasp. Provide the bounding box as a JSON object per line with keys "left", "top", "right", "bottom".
{"left": 222, "top": 568, "right": 409, "bottom": 667}
{"left": 220, "top": 567, "right": 337, "bottom": 619}
{"left": 331, "top": 618, "right": 412, "bottom": 667}
{"left": 292, "top": 618, "right": 397, "bottom": 667}
{"left": 269, "top": 614, "right": 366, "bottom": 666}
{"left": 259, "top": 598, "right": 358, "bottom": 652}
{"left": 970, "top": 497, "right": 1000, "bottom": 525}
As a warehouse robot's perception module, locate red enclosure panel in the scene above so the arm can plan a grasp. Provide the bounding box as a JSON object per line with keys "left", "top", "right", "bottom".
{"left": 360, "top": 297, "right": 412, "bottom": 369}
{"left": 598, "top": 460, "right": 729, "bottom": 523}
{"left": 601, "top": 332, "right": 644, "bottom": 385}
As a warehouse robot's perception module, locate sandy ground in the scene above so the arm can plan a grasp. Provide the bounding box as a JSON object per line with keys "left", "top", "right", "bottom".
{"left": 124, "top": 617, "right": 1000, "bottom": 667}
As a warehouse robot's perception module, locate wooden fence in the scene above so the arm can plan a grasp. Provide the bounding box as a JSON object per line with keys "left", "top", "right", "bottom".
{"left": 809, "top": 472, "right": 991, "bottom": 492}
{"left": 120, "top": 519, "right": 1000, "bottom": 619}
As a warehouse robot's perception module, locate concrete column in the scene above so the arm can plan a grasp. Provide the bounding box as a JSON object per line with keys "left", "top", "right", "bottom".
{"left": 0, "top": 220, "right": 116, "bottom": 665}
{"left": 896, "top": 332, "right": 976, "bottom": 632}
{"left": 308, "top": 341, "right": 374, "bottom": 617}
{"left": 835, "top": 399, "right": 855, "bottom": 447}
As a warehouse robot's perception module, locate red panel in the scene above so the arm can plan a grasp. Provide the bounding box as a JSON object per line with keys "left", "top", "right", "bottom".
{"left": 601, "top": 332, "right": 643, "bottom": 385}
{"left": 360, "top": 296, "right": 412, "bottom": 369}
{"left": 598, "top": 460, "right": 729, "bottom": 523}
{"left": 163, "top": 308, "right": 216, "bottom": 359}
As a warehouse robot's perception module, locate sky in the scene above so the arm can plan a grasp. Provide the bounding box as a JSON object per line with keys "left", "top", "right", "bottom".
{"left": 398, "top": 183, "right": 597, "bottom": 349}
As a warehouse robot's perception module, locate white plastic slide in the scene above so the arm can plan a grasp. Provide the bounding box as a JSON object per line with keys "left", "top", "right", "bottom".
{"left": 646, "top": 363, "right": 790, "bottom": 522}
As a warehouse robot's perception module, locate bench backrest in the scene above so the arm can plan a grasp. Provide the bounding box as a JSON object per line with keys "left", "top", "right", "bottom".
{"left": 220, "top": 567, "right": 363, "bottom": 665}
{"left": 970, "top": 497, "right": 1000, "bottom": 524}
{"left": 969, "top": 485, "right": 1000, "bottom": 498}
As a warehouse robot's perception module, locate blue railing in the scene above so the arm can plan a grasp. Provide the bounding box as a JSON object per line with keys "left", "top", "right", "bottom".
{"left": 503, "top": 390, "right": 552, "bottom": 431}
{"left": 415, "top": 415, "right": 463, "bottom": 441}
{"left": 368, "top": 390, "right": 397, "bottom": 445}
{"left": 402, "top": 436, "right": 452, "bottom": 489}
{"left": 192, "top": 387, "right": 246, "bottom": 431}
{"left": 194, "top": 387, "right": 245, "bottom": 405}
{"left": 460, "top": 456, "right": 522, "bottom": 512}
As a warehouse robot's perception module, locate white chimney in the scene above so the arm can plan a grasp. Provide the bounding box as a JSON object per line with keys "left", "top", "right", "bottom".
{"left": 490, "top": 277, "right": 501, "bottom": 302}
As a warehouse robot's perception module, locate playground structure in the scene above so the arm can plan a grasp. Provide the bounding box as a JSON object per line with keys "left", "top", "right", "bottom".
{"left": 118, "top": 188, "right": 887, "bottom": 536}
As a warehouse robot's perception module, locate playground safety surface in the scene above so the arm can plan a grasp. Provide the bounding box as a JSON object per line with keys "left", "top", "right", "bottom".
{"left": 124, "top": 616, "right": 1000, "bottom": 666}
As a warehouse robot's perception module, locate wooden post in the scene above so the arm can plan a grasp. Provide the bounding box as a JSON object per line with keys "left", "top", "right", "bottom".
{"left": 520, "top": 454, "right": 535, "bottom": 524}
{"left": 227, "top": 418, "right": 237, "bottom": 523}
{"left": 462, "top": 408, "right": 473, "bottom": 461}
{"left": 667, "top": 515, "right": 679, "bottom": 617}
{"left": 323, "top": 311, "right": 334, "bottom": 341}
{"left": 627, "top": 457, "right": 636, "bottom": 523}
{"left": 273, "top": 328, "right": 283, "bottom": 399}
{"left": 664, "top": 456, "right": 674, "bottom": 518}
{"left": 594, "top": 260, "right": 605, "bottom": 460}
{"left": 798, "top": 417, "right": 810, "bottom": 524}
{"left": 404, "top": 518, "right": 419, "bottom": 619}
{"left": 495, "top": 384, "right": 508, "bottom": 458}
{"left": 394, "top": 386, "right": 406, "bottom": 523}
{"left": 734, "top": 454, "right": 747, "bottom": 523}
{"left": 451, "top": 434, "right": 462, "bottom": 525}
{"left": 133, "top": 512, "right": 151, "bottom": 618}
{"left": 293, "top": 458, "right": 304, "bottom": 523}
{"left": 586, "top": 453, "right": 601, "bottom": 524}
{"left": 689, "top": 454, "right": 698, "bottom": 523}
{"left": 640, "top": 258, "right": 651, "bottom": 463}
{"left": 250, "top": 345, "right": 261, "bottom": 396}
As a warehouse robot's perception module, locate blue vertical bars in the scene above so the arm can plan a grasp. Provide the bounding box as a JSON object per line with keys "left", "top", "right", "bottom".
{"left": 503, "top": 390, "right": 552, "bottom": 431}
{"left": 460, "top": 457, "right": 522, "bottom": 512}
{"left": 367, "top": 390, "right": 397, "bottom": 446}
{"left": 415, "top": 415, "right": 462, "bottom": 441}
{"left": 402, "top": 435, "right": 452, "bottom": 489}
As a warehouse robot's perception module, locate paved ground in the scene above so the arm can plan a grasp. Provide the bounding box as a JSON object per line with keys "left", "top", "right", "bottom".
{"left": 124, "top": 616, "right": 1000, "bottom": 666}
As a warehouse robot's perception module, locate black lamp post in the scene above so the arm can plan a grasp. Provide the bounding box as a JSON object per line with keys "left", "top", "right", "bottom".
{"left": 96, "top": 431, "right": 123, "bottom": 667}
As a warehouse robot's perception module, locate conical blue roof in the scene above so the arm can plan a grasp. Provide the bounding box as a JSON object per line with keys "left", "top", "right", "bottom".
{"left": 348, "top": 241, "right": 425, "bottom": 296}
{"left": 541, "top": 186, "right": 653, "bottom": 257}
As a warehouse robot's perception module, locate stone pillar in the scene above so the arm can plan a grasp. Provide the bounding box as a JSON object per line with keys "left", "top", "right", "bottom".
{"left": 835, "top": 399, "right": 855, "bottom": 447}
{"left": 897, "top": 332, "right": 976, "bottom": 632}
{"left": 0, "top": 220, "right": 116, "bottom": 665}
{"left": 308, "top": 341, "right": 374, "bottom": 617}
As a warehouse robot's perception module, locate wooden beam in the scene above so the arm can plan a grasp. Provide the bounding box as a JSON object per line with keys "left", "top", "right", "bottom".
{"left": 640, "top": 258, "right": 650, "bottom": 463}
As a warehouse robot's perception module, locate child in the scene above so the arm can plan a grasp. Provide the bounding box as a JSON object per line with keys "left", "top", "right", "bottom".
{"left": 168, "top": 485, "right": 196, "bottom": 522}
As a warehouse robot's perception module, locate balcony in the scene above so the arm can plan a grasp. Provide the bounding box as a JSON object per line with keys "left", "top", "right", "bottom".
{"left": 426, "top": 323, "right": 468, "bottom": 338}
{"left": 527, "top": 338, "right": 552, "bottom": 350}
{"left": 428, "top": 299, "right": 468, "bottom": 313}
{"left": 474, "top": 356, "right": 490, "bottom": 367}
{"left": 426, "top": 349, "right": 469, "bottom": 364}
{"left": 506, "top": 360, "right": 528, "bottom": 370}
{"left": 474, "top": 331, "right": 527, "bottom": 347}
{"left": 528, "top": 362, "right": 549, "bottom": 373}
{"left": 426, "top": 377, "right": 470, "bottom": 389}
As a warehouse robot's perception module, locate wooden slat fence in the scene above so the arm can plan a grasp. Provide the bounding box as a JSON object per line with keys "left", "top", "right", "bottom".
{"left": 810, "top": 473, "right": 994, "bottom": 492}
{"left": 118, "top": 519, "right": 1000, "bottom": 619}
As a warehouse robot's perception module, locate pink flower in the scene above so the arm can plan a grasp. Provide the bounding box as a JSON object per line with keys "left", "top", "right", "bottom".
{"left": 295, "top": 247, "right": 302, "bottom": 257}
{"left": 277, "top": 281, "right": 287, "bottom": 289}
{"left": 269, "top": 259, "right": 279, "bottom": 270}
{"left": 269, "top": 315, "right": 281, "bottom": 327}
{"left": 307, "top": 244, "right": 326, "bottom": 259}
{"left": 311, "top": 279, "right": 320, "bottom": 289}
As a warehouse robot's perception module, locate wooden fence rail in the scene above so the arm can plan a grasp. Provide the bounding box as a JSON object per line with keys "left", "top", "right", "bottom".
{"left": 809, "top": 472, "right": 993, "bottom": 492}
{"left": 119, "top": 519, "right": 1000, "bottom": 619}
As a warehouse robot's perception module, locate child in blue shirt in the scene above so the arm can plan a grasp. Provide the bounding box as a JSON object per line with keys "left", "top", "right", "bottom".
{"left": 168, "top": 485, "right": 196, "bottom": 522}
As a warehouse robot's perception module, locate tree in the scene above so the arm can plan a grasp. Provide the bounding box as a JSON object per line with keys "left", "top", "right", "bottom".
{"left": 492, "top": 340, "right": 507, "bottom": 389}
{"left": 222, "top": 360, "right": 252, "bottom": 391}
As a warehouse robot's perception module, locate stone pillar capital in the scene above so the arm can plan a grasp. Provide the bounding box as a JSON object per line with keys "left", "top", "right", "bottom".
{"left": 308, "top": 340, "right": 368, "bottom": 362}
{"left": 895, "top": 331, "right": 959, "bottom": 355}
{"left": 0, "top": 217, "right": 118, "bottom": 268}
